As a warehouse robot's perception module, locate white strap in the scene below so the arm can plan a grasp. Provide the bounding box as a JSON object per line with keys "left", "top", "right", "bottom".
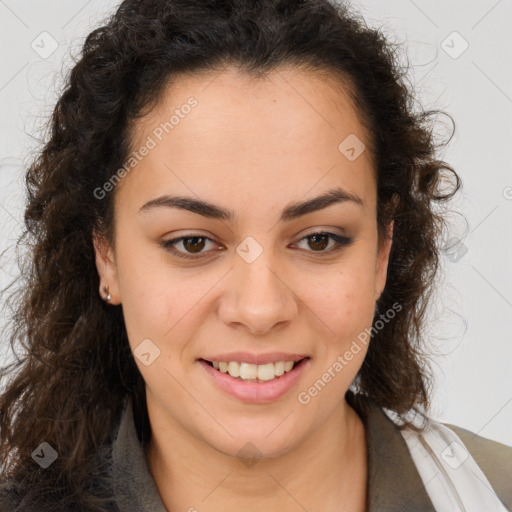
{"left": 398, "top": 418, "right": 509, "bottom": 511}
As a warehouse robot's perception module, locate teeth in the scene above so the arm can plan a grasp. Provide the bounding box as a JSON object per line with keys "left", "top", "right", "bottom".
{"left": 240, "top": 362, "right": 258, "bottom": 380}
{"left": 228, "top": 361, "right": 240, "bottom": 377}
{"left": 257, "top": 363, "right": 275, "bottom": 381}
{"left": 210, "top": 359, "right": 300, "bottom": 381}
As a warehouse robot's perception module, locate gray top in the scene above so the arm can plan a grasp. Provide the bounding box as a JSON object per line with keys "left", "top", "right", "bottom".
{"left": 112, "top": 397, "right": 168, "bottom": 512}
{"left": 1, "top": 392, "right": 511, "bottom": 510}
{"left": 110, "top": 392, "right": 512, "bottom": 512}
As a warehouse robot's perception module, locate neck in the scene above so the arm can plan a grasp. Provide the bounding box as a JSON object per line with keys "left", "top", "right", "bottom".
{"left": 146, "top": 397, "right": 367, "bottom": 512}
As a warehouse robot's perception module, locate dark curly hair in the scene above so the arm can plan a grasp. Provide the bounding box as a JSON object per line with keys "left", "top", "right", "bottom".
{"left": 0, "top": 0, "right": 460, "bottom": 509}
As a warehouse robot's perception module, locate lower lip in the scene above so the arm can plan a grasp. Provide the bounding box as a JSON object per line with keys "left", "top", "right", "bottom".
{"left": 197, "top": 358, "right": 310, "bottom": 404}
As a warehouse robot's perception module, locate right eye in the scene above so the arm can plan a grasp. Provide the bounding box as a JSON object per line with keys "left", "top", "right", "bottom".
{"left": 161, "top": 235, "right": 222, "bottom": 259}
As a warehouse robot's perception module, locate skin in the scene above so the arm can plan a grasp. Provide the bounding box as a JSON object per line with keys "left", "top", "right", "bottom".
{"left": 94, "top": 65, "right": 393, "bottom": 512}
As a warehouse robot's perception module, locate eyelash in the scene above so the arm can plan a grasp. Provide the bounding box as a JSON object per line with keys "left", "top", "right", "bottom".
{"left": 161, "top": 231, "right": 354, "bottom": 260}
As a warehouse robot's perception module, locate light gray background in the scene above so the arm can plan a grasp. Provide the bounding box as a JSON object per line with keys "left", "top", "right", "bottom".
{"left": 0, "top": 0, "right": 511, "bottom": 445}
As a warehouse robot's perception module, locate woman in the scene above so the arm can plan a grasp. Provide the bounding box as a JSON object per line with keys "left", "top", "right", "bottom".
{"left": 0, "top": 0, "right": 510, "bottom": 511}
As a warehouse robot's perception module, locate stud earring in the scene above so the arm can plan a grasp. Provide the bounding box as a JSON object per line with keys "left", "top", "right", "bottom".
{"left": 103, "top": 285, "right": 112, "bottom": 302}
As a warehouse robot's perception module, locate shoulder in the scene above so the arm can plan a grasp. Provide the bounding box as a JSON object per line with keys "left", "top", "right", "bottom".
{"left": 442, "top": 422, "right": 512, "bottom": 510}
{"left": 0, "top": 479, "right": 121, "bottom": 511}
{"left": 0, "top": 406, "right": 125, "bottom": 512}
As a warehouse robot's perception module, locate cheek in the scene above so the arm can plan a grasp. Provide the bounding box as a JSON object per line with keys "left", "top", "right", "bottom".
{"left": 114, "top": 238, "right": 180, "bottom": 347}
{"left": 115, "top": 240, "right": 220, "bottom": 357}
{"left": 300, "top": 256, "right": 377, "bottom": 333}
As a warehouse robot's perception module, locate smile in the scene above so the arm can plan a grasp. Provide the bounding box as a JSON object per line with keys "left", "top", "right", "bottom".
{"left": 197, "top": 357, "right": 311, "bottom": 403}
{"left": 203, "top": 359, "right": 303, "bottom": 382}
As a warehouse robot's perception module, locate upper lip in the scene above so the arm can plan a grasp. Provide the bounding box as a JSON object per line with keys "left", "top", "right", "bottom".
{"left": 200, "top": 353, "right": 310, "bottom": 365}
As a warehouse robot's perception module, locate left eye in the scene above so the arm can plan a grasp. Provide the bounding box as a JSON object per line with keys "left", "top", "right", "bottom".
{"left": 161, "top": 232, "right": 353, "bottom": 259}
{"left": 294, "top": 232, "right": 353, "bottom": 253}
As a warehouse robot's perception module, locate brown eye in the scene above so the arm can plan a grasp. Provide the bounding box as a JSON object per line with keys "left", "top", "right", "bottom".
{"left": 307, "top": 233, "right": 329, "bottom": 251}
{"left": 182, "top": 236, "right": 207, "bottom": 253}
{"left": 162, "top": 235, "right": 218, "bottom": 259}
{"left": 294, "top": 231, "right": 353, "bottom": 255}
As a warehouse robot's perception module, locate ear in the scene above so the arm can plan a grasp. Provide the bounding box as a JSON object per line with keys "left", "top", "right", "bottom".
{"left": 92, "top": 230, "right": 121, "bottom": 305}
{"left": 375, "top": 220, "right": 393, "bottom": 302}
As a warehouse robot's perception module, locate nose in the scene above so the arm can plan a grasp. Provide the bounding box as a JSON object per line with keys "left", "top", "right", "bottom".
{"left": 217, "top": 254, "right": 298, "bottom": 336}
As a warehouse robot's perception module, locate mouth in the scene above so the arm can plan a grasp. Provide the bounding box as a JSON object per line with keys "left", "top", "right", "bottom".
{"left": 199, "top": 357, "right": 310, "bottom": 383}
{"left": 197, "top": 356, "right": 311, "bottom": 403}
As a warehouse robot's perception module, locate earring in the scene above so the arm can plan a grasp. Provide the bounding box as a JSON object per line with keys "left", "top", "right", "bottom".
{"left": 103, "top": 285, "right": 112, "bottom": 303}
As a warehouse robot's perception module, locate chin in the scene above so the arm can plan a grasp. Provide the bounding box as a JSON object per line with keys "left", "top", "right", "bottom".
{"left": 203, "top": 426, "right": 303, "bottom": 462}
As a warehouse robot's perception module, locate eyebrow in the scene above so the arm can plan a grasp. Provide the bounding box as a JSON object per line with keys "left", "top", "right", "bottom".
{"left": 138, "top": 186, "right": 364, "bottom": 222}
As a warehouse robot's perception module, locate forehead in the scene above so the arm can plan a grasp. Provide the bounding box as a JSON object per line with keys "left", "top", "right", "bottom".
{"left": 131, "top": 64, "right": 371, "bottom": 149}
{"left": 120, "top": 65, "right": 376, "bottom": 215}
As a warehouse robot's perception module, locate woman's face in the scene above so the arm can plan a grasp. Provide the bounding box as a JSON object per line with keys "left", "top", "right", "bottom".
{"left": 94, "top": 65, "right": 392, "bottom": 458}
